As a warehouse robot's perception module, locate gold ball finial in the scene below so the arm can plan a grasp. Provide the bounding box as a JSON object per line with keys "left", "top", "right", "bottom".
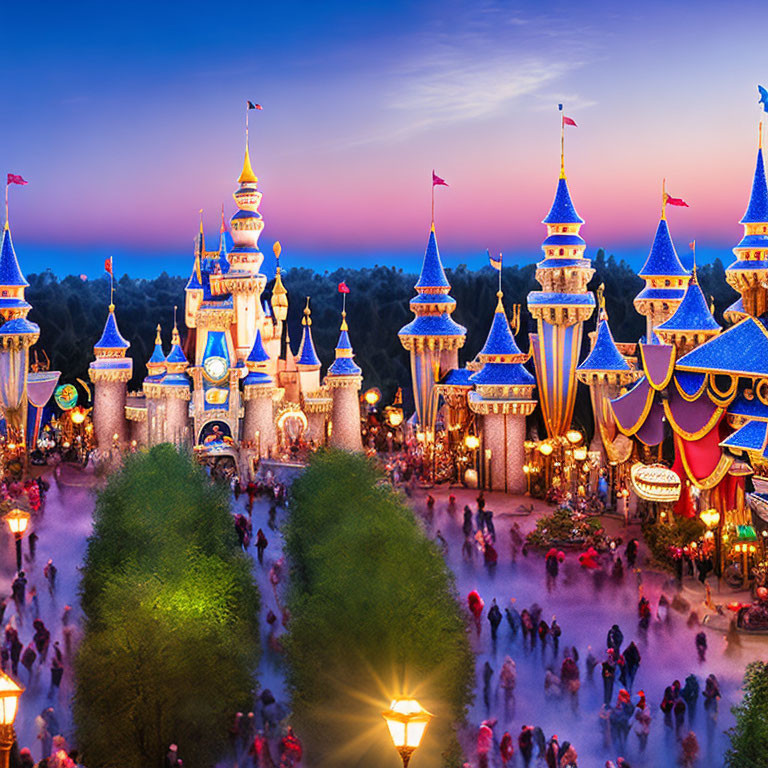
{"left": 302, "top": 297, "right": 312, "bottom": 326}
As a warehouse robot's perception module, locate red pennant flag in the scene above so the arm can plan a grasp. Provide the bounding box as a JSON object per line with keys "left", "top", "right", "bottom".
{"left": 432, "top": 170, "right": 448, "bottom": 187}
{"left": 6, "top": 174, "right": 27, "bottom": 186}
{"left": 338, "top": 281, "right": 350, "bottom": 294}
{"left": 247, "top": 101, "right": 263, "bottom": 110}
{"left": 104, "top": 257, "right": 113, "bottom": 275}
{"left": 562, "top": 116, "right": 577, "bottom": 127}
{"left": 665, "top": 194, "right": 689, "bottom": 208}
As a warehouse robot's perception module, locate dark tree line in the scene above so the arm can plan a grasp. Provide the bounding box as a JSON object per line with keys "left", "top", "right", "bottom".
{"left": 25, "top": 252, "right": 737, "bottom": 427}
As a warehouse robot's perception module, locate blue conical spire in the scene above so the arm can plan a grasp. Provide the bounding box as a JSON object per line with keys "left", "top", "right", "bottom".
{"left": 414, "top": 225, "right": 450, "bottom": 289}
{"left": 95, "top": 307, "right": 130, "bottom": 350}
{"left": 542, "top": 178, "right": 584, "bottom": 225}
{"left": 0, "top": 226, "right": 28, "bottom": 288}
{"left": 148, "top": 327, "right": 165, "bottom": 365}
{"left": 478, "top": 294, "right": 525, "bottom": 359}
{"left": 247, "top": 329, "right": 270, "bottom": 363}
{"left": 296, "top": 298, "right": 321, "bottom": 368}
{"left": 578, "top": 316, "right": 630, "bottom": 372}
{"left": 327, "top": 311, "right": 362, "bottom": 377}
{"left": 656, "top": 273, "right": 720, "bottom": 332}
{"left": 638, "top": 219, "right": 689, "bottom": 278}
{"left": 740, "top": 147, "right": 768, "bottom": 224}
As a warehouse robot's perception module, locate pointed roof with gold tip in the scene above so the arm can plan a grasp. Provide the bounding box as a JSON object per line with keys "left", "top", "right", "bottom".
{"left": 238, "top": 143, "right": 258, "bottom": 186}
{"left": 145, "top": 324, "right": 166, "bottom": 382}
{"left": 327, "top": 309, "right": 362, "bottom": 377}
{"left": 296, "top": 297, "right": 321, "bottom": 368}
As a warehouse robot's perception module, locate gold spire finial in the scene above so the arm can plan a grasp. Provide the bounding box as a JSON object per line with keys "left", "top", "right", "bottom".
{"left": 512, "top": 303, "right": 521, "bottom": 334}
{"left": 155, "top": 324, "right": 162, "bottom": 345}
{"left": 495, "top": 289, "right": 504, "bottom": 313}
{"left": 340, "top": 309, "right": 348, "bottom": 332}
{"left": 220, "top": 204, "right": 226, "bottom": 233}
{"left": 302, "top": 296, "right": 311, "bottom": 326}
{"left": 596, "top": 283, "right": 606, "bottom": 316}
{"left": 171, "top": 306, "right": 181, "bottom": 345}
{"left": 238, "top": 145, "right": 258, "bottom": 185}
{"left": 661, "top": 178, "right": 667, "bottom": 220}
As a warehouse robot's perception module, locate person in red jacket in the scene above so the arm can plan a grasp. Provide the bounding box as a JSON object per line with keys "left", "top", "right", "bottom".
{"left": 280, "top": 727, "right": 302, "bottom": 767}
{"left": 499, "top": 730, "right": 514, "bottom": 766}
{"left": 467, "top": 590, "right": 484, "bottom": 635}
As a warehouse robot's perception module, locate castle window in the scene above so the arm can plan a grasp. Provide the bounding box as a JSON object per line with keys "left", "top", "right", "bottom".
{"left": 664, "top": 280, "right": 670, "bottom": 287}
{"left": 1, "top": 291, "right": 6, "bottom": 297}
{"left": 559, "top": 248, "right": 564, "bottom": 256}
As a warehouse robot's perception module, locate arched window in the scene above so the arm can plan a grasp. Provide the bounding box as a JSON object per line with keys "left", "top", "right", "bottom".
{"left": 559, "top": 248, "right": 564, "bottom": 256}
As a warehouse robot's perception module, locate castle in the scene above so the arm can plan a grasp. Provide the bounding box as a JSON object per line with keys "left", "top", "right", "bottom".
{"left": 88, "top": 130, "right": 364, "bottom": 476}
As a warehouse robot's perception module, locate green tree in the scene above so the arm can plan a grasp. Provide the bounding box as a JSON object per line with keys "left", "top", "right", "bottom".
{"left": 726, "top": 661, "right": 768, "bottom": 766}
{"left": 283, "top": 451, "right": 474, "bottom": 768}
{"left": 74, "top": 445, "right": 260, "bottom": 768}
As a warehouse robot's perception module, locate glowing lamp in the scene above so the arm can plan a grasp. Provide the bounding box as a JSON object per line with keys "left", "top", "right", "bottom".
{"left": 383, "top": 698, "right": 433, "bottom": 767}
{"left": 364, "top": 388, "right": 381, "bottom": 406}
{"left": 4, "top": 509, "right": 29, "bottom": 537}
{"left": 538, "top": 443, "right": 553, "bottom": 456}
{"left": 700, "top": 509, "right": 720, "bottom": 529}
{"left": 388, "top": 409, "right": 404, "bottom": 428}
{"left": 566, "top": 429, "right": 583, "bottom": 445}
{"left": 112, "top": 433, "right": 119, "bottom": 442}
{"left": 70, "top": 408, "right": 87, "bottom": 425}
{"left": 573, "top": 446, "right": 588, "bottom": 461}
{"left": 0, "top": 670, "right": 22, "bottom": 726}
{"left": 464, "top": 435, "right": 480, "bottom": 451}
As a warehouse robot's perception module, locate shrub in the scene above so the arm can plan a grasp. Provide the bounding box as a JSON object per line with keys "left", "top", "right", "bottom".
{"left": 74, "top": 445, "right": 260, "bottom": 768}
{"left": 283, "top": 450, "right": 474, "bottom": 768}
{"left": 725, "top": 661, "right": 768, "bottom": 766}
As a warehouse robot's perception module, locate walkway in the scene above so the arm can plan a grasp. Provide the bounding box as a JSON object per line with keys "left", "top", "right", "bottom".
{"left": 407, "top": 485, "right": 766, "bottom": 768}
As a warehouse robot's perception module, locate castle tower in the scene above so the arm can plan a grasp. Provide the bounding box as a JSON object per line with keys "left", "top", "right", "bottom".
{"left": 325, "top": 309, "right": 363, "bottom": 451}
{"left": 398, "top": 225, "right": 466, "bottom": 433}
{"left": 242, "top": 329, "right": 277, "bottom": 457}
{"left": 184, "top": 222, "right": 205, "bottom": 328}
{"left": 89, "top": 304, "right": 132, "bottom": 448}
{"left": 527, "top": 154, "right": 595, "bottom": 438}
{"left": 215, "top": 139, "right": 268, "bottom": 360}
{"left": 141, "top": 324, "right": 166, "bottom": 446}
{"left": 295, "top": 298, "right": 322, "bottom": 396}
{"left": 725, "top": 128, "right": 768, "bottom": 319}
{"left": 633, "top": 195, "right": 690, "bottom": 338}
{"left": 655, "top": 266, "right": 721, "bottom": 354}
{"left": 157, "top": 321, "right": 191, "bottom": 446}
{"left": 468, "top": 292, "right": 537, "bottom": 493}
{"left": 0, "top": 224, "right": 39, "bottom": 444}
{"left": 0, "top": 225, "right": 32, "bottom": 323}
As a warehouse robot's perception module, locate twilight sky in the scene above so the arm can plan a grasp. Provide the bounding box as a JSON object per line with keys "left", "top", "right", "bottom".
{"left": 3, "top": 0, "right": 768, "bottom": 278}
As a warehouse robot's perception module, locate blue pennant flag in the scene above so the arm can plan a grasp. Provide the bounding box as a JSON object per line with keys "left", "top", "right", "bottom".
{"left": 758, "top": 85, "right": 768, "bottom": 113}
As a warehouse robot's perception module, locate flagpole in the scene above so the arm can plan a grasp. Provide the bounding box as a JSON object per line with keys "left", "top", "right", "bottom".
{"left": 661, "top": 178, "right": 667, "bottom": 220}
{"left": 4, "top": 184, "right": 7, "bottom": 229}
{"left": 498, "top": 254, "right": 502, "bottom": 294}
{"left": 245, "top": 100, "right": 249, "bottom": 149}
{"left": 560, "top": 112, "right": 565, "bottom": 179}
{"left": 431, "top": 178, "right": 435, "bottom": 226}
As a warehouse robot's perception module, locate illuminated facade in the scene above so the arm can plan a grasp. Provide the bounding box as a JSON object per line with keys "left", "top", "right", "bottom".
{"left": 92, "top": 126, "right": 360, "bottom": 472}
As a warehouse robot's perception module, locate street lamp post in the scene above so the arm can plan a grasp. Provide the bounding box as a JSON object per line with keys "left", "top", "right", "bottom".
{"left": 383, "top": 699, "right": 433, "bottom": 768}
{"left": 701, "top": 508, "right": 721, "bottom": 589}
{"left": 0, "top": 670, "right": 23, "bottom": 768}
{"left": 3, "top": 509, "right": 30, "bottom": 574}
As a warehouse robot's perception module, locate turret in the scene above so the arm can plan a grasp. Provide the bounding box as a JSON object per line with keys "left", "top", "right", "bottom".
{"left": 242, "top": 329, "right": 277, "bottom": 457}
{"left": 140, "top": 324, "right": 166, "bottom": 447}
{"left": 633, "top": 192, "right": 690, "bottom": 338}
{"left": 527, "top": 143, "right": 595, "bottom": 438}
{"left": 89, "top": 304, "right": 132, "bottom": 449}
{"left": 725, "top": 129, "right": 768, "bottom": 318}
{"left": 156, "top": 320, "right": 191, "bottom": 447}
{"left": 184, "top": 222, "right": 205, "bottom": 328}
{"left": 398, "top": 225, "right": 466, "bottom": 432}
{"left": 0, "top": 225, "right": 31, "bottom": 324}
{"left": 296, "top": 297, "right": 322, "bottom": 395}
{"left": 468, "top": 292, "right": 537, "bottom": 493}
{"left": 325, "top": 309, "right": 363, "bottom": 451}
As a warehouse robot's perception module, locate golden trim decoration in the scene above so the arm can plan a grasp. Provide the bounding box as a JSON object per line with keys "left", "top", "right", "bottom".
{"left": 662, "top": 400, "right": 723, "bottom": 442}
